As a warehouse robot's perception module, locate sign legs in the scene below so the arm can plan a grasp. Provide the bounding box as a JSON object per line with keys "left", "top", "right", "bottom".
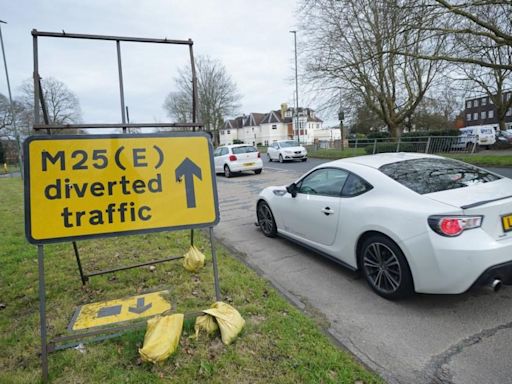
{"left": 37, "top": 245, "right": 49, "bottom": 383}
{"left": 209, "top": 227, "right": 221, "bottom": 301}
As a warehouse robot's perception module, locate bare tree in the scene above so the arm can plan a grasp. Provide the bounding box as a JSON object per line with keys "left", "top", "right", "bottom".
{"left": 404, "top": 1, "right": 512, "bottom": 71}
{"left": 163, "top": 55, "right": 241, "bottom": 145}
{"left": 20, "top": 77, "right": 82, "bottom": 128}
{"left": 300, "top": 0, "right": 446, "bottom": 137}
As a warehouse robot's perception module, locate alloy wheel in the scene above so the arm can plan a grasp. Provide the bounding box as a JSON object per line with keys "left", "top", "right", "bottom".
{"left": 257, "top": 202, "right": 276, "bottom": 237}
{"left": 363, "top": 242, "right": 402, "bottom": 294}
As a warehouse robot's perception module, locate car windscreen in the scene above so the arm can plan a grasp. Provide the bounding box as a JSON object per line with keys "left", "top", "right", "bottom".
{"left": 232, "top": 146, "right": 257, "bottom": 154}
{"left": 279, "top": 141, "right": 298, "bottom": 148}
{"left": 379, "top": 158, "right": 501, "bottom": 194}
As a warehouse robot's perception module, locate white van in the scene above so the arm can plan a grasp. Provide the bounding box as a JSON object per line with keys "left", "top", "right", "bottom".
{"left": 455, "top": 126, "right": 496, "bottom": 149}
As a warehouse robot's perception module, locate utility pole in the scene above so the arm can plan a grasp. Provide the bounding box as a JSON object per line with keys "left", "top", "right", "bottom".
{"left": 0, "top": 20, "right": 23, "bottom": 178}
{"left": 290, "top": 30, "right": 299, "bottom": 145}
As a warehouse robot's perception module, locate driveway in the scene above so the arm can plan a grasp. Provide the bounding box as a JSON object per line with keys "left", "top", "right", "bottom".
{"left": 213, "top": 162, "right": 512, "bottom": 384}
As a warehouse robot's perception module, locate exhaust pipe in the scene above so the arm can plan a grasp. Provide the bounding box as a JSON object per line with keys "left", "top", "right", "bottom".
{"left": 490, "top": 279, "right": 502, "bottom": 292}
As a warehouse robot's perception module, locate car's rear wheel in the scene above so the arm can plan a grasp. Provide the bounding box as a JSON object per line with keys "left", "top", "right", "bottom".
{"left": 224, "top": 164, "right": 232, "bottom": 178}
{"left": 254, "top": 169, "right": 262, "bottom": 175}
{"left": 257, "top": 201, "right": 277, "bottom": 237}
{"left": 301, "top": 158, "right": 307, "bottom": 162}
{"left": 360, "top": 235, "right": 413, "bottom": 300}
{"left": 279, "top": 154, "right": 284, "bottom": 163}
{"left": 268, "top": 154, "right": 272, "bottom": 162}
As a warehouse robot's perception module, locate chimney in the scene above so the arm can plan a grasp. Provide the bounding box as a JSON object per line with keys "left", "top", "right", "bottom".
{"left": 280, "top": 103, "right": 287, "bottom": 119}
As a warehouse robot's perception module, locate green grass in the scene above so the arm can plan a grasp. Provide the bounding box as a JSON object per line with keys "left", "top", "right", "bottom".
{"left": 307, "top": 148, "right": 366, "bottom": 159}
{"left": 307, "top": 148, "right": 512, "bottom": 167}
{"left": 444, "top": 153, "right": 512, "bottom": 167}
{"left": 0, "top": 178, "right": 381, "bottom": 384}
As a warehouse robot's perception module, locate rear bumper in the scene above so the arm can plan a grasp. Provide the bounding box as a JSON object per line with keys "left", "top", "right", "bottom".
{"left": 401, "top": 229, "right": 512, "bottom": 294}
{"left": 470, "top": 260, "right": 512, "bottom": 288}
{"left": 229, "top": 159, "right": 263, "bottom": 172}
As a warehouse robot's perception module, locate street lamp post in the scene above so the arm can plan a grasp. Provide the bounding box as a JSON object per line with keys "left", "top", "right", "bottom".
{"left": 338, "top": 109, "right": 345, "bottom": 151}
{"left": 0, "top": 20, "right": 23, "bottom": 178}
{"left": 290, "top": 30, "right": 299, "bottom": 145}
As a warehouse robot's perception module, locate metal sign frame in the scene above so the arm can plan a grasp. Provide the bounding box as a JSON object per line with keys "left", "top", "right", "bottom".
{"left": 30, "top": 31, "right": 220, "bottom": 383}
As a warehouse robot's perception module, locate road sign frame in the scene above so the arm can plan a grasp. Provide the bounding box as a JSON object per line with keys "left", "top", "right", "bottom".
{"left": 24, "top": 131, "right": 220, "bottom": 245}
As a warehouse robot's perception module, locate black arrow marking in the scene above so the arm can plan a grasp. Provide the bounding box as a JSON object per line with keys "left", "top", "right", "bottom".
{"left": 128, "top": 298, "right": 152, "bottom": 314}
{"left": 97, "top": 305, "right": 122, "bottom": 318}
{"left": 175, "top": 157, "right": 202, "bottom": 208}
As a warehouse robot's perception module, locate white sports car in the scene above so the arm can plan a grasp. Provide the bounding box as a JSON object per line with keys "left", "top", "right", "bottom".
{"left": 256, "top": 153, "right": 512, "bottom": 299}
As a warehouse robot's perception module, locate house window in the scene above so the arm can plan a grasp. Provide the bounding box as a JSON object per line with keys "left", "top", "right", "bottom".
{"left": 272, "top": 124, "right": 277, "bottom": 130}
{"left": 221, "top": 130, "right": 225, "bottom": 135}
{"left": 252, "top": 127, "right": 254, "bottom": 132}
{"left": 473, "top": 112, "right": 478, "bottom": 120}
{"left": 264, "top": 140, "right": 269, "bottom": 146}
{"left": 466, "top": 100, "right": 472, "bottom": 108}
{"left": 482, "top": 97, "right": 487, "bottom": 106}
{"left": 489, "top": 110, "right": 494, "bottom": 119}
{"left": 317, "top": 124, "right": 319, "bottom": 129}
{"left": 466, "top": 113, "right": 471, "bottom": 121}
{"left": 227, "top": 130, "right": 231, "bottom": 134}
{"left": 474, "top": 99, "right": 479, "bottom": 107}
{"left": 506, "top": 108, "right": 512, "bottom": 116}
{"left": 481, "top": 111, "right": 487, "bottom": 119}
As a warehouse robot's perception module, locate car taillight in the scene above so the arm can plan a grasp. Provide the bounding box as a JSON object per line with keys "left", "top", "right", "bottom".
{"left": 229, "top": 155, "right": 237, "bottom": 161}
{"left": 257, "top": 152, "right": 260, "bottom": 158}
{"left": 428, "top": 215, "right": 483, "bottom": 237}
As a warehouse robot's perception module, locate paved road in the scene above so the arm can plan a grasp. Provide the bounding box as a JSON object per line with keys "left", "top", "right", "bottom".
{"left": 214, "top": 160, "right": 512, "bottom": 384}
{"left": 264, "top": 156, "right": 512, "bottom": 179}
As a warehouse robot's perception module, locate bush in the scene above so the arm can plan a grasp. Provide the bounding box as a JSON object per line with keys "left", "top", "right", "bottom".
{"left": 233, "top": 139, "right": 244, "bottom": 144}
{"left": 401, "top": 129, "right": 460, "bottom": 139}
{"left": 367, "top": 132, "right": 390, "bottom": 140}
{"left": 364, "top": 142, "right": 416, "bottom": 154}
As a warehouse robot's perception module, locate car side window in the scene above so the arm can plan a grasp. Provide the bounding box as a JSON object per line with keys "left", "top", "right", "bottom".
{"left": 214, "top": 148, "right": 222, "bottom": 157}
{"left": 341, "top": 174, "right": 373, "bottom": 197}
{"left": 220, "top": 147, "right": 229, "bottom": 156}
{"left": 297, "top": 168, "right": 349, "bottom": 197}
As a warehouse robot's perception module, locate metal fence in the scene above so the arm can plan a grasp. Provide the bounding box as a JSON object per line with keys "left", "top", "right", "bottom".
{"left": 310, "top": 136, "right": 478, "bottom": 155}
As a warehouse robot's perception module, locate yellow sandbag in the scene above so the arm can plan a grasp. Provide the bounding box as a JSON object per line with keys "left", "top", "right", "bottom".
{"left": 203, "top": 302, "right": 245, "bottom": 345}
{"left": 194, "top": 314, "right": 219, "bottom": 339}
{"left": 139, "top": 314, "right": 184, "bottom": 363}
{"left": 183, "top": 245, "right": 205, "bottom": 272}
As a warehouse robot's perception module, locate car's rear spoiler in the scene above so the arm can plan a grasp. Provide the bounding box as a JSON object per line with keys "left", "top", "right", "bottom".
{"left": 462, "top": 194, "right": 512, "bottom": 209}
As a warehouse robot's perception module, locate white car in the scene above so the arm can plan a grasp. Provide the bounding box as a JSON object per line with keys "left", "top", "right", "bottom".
{"left": 452, "top": 126, "right": 496, "bottom": 150}
{"left": 256, "top": 152, "right": 512, "bottom": 299}
{"left": 267, "top": 140, "right": 307, "bottom": 163}
{"left": 214, "top": 144, "right": 263, "bottom": 178}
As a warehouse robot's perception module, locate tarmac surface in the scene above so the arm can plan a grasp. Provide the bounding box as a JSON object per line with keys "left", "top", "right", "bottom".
{"left": 213, "top": 160, "right": 512, "bottom": 384}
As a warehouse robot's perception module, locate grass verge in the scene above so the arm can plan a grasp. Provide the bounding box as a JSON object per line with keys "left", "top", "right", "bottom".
{"left": 0, "top": 178, "right": 381, "bottom": 384}
{"left": 308, "top": 148, "right": 512, "bottom": 167}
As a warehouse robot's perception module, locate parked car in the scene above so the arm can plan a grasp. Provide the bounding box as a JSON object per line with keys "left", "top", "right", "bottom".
{"left": 256, "top": 153, "right": 512, "bottom": 299}
{"left": 214, "top": 144, "right": 263, "bottom": 178}
{"left": 451, "top": 126, "right": 496, "bottom": 150}
{"left": 267, "top": 140, "right": 307, "bottom": 162}
{"left": 496, "top": 130, "right": 512, "bottom": 144}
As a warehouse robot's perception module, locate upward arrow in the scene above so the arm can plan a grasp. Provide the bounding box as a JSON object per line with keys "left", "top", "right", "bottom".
{"left": 175, "top": 157, "right": 202, "bottom": 208}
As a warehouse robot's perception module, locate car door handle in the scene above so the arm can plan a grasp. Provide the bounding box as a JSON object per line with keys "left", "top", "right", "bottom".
{"left": 321, "top": 207, "right": 334, "bottom": 215}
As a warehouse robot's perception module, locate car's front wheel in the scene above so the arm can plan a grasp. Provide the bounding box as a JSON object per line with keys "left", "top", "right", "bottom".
{"left": 279, "top": 154, "right": 284, "bottom": 163}
{"left": 359, "top": 235, "right": 413, "bottom": 300}
{"left": 267, "top": 153, "right": 272, "bottom": 162}
{"left": 254, "top": 169, "right": 262, "bottom": 175}
{"left": 257, "top": 201, "right": 277, "bottom": 237}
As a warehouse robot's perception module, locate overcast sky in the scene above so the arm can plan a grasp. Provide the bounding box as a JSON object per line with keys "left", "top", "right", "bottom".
{"left": 1, "top": 0, "right": 312, "bottom": 127}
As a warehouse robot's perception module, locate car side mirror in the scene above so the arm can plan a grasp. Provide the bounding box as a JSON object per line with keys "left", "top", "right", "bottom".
{"left": 286, "top": 183, "right": 298, "bottom": 198}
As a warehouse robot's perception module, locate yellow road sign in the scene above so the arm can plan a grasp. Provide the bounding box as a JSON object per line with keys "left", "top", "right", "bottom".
{"left": 24, "top": 132, "right": 219, "bottom": 243}
{"left": 69, "top": 290, "right": 172, "bottom": 331}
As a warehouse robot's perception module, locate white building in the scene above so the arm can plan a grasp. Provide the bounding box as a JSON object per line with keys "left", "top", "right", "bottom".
{"left": 220, "top": 105, "right": 323, "bottom": 146}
